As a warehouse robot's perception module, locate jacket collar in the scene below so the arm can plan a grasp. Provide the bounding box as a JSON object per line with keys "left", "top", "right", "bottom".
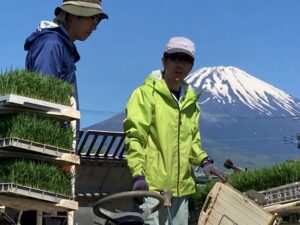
{"left": 145, "top": 70, "right": 202, "bottom": 108}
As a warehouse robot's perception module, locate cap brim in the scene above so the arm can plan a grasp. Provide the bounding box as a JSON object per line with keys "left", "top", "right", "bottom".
{"left": 165, "top": 49, "right": 194, "bottom": 59}
{"left": 55, "top": 6, "right": 108, "bottom": 19}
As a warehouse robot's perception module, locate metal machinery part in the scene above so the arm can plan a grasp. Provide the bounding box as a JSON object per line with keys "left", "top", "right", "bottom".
{"left": 93, "top": 191, "right": 164, "bottom": 225}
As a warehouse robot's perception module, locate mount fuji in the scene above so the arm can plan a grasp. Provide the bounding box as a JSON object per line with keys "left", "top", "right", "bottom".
{"left": 86, "top": 66, "right": 300, "bottom": 169}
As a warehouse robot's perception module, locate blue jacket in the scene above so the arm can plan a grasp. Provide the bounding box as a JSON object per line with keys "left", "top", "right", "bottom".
{"left": 24, "top": 22, "right": 80, "bottom": 109}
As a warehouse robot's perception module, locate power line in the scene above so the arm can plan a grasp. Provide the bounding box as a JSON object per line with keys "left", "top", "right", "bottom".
{"left": 79, "top": 108, "right": 300, "bottom": 121}
{"left": 210, "top": 136, "right": 286, "bottom": 143}
{"left": 79, "top": 109, "right": 300, "bottom": 149}
{"left": 201, "top": 114, "right": 300, "bottom": 120}
{"left": 80, "top": 109, "right": 123, "bottom": 116}
{"left": 204, "top": 135, "right": 299, "bottom": 148}
{"left": 204, "top": 141, "right": 297, "bottom": 149}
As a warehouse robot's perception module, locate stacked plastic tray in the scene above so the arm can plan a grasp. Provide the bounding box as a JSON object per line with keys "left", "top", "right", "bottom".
{"left": 0, "top": 94, "right": 80, "bottom": 223}
{"left": 260, "top": 182, "right": 300, "bottom": 206}
{"left": 260, "top": 182, "right": 300, "bottom": 215}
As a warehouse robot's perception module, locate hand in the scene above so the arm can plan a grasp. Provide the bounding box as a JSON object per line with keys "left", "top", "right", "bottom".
{"left": 201, "top": 159, "right": 227, "bottom": 182}
{"left": 132, "top": 175, "right": 149, "bottom": 191}
{"left": 132, "top": 175, "right": 149, "bottom": 204}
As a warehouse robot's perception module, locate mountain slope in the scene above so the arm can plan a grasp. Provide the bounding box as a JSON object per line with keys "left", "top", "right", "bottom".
{"left": 87, "top": 66, "right": 300, "bottom": 169}
{"left": 186, "top": 66, "right": 299, "bottom": 117}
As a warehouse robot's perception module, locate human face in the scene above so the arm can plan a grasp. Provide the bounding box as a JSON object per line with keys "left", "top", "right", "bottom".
{"left": 68, "top": 14, "right": 102, "bottom": 41}
{"left": 162, "top": 53, "right": 194, "bottom": 83}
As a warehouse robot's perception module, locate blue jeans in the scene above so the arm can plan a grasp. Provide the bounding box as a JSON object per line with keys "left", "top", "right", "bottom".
{"left": 139, "top": 196, "right": 189, "bottom": 225}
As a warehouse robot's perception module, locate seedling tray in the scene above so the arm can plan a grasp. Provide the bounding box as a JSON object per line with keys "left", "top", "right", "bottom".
{"left": 257, "top": 182, "right": 300, "bottom": 213}
{"left": 0, "top": 183, "right": 78, "bottom": 212}
{"left": 260, "top": 182, "right": 300, "bottom": 206}
{"left": 0, "top": 94, "right": 80, "bottom": 120}
{"left": 0, "top": 138, "right": 79, "bottom": 165}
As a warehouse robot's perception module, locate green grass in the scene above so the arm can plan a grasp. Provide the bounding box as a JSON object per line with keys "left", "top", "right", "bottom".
{"left": 0, "top": 70, "right": 73, "bottom": 106}
{"left": 189, "top": 160, "right": 300, "bottom": 210}
{"left": 0, "top": 159, "right": 72, "bottom": 195}
{"left": 0, "top": 112, "right": 74, "bottom": 149}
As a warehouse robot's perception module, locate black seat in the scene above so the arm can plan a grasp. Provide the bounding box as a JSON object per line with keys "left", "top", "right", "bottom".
{"left": 110, "top": 215, "right": 144, "bottom": 225}
{"left": 98, "top": 208, "right": 146, "bottom": 225}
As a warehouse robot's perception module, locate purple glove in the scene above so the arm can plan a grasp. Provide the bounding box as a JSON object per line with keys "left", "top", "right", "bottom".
{"left": 132, "top": 175, "right": 149, "bottom": 191}
{"left": 201, "top": 158, "right": 227, "bottom": 182}
{"left": 132, "top": 175, "right": 149, "bottom": 205}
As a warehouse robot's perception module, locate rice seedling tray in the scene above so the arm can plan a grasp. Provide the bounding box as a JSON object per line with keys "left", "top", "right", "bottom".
{"left": 0, "top": 183, "right": 78, "bottom": 212}
{"left": 0, "top": 138, "right": 79, "bottom": 165}
{"left": 260, "top": 182, "right": 300, "bottom": 206}
{"left": 0, "top": 94, "right": 80, "bottom": 120}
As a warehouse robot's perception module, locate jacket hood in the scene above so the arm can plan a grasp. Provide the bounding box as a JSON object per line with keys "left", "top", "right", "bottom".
{"left": 144, "top": 70, "right": 202, "bottom": 104}
{"left": 24, "top": 21, "right": 80, "bottom": 62}
{"left": 37, "top": 20, "right": 58, "bottom": 31}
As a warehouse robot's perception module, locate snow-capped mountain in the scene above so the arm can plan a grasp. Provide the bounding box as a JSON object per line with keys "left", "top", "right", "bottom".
{"left": 87, "top": 66, "right": 300, "bottom": 169}
{"left": 186, "top": 66, "right": 300, "bottom": 117}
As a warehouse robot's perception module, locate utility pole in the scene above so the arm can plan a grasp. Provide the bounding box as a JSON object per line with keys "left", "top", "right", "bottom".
{"left": 297, "top": 133, "right": 300, "bottom": 149}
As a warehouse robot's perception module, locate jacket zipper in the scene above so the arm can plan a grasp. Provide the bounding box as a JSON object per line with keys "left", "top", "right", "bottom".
{"left": 177, "top": 106, "right": 181, "bottom": 196}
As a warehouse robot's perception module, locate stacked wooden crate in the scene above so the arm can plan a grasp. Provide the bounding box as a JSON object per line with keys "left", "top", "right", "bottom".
{"left": 0, "top": 70, "right": 80, "bottom": 224}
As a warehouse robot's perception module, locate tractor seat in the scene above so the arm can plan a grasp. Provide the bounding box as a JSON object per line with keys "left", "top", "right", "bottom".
{"left": 98, "top": 208, "right": 146, "bottom": 225}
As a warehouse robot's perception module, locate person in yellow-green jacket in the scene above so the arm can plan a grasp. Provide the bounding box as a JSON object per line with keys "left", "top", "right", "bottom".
{"left": 123, "top": 36, "right": 226, "bottom": 225}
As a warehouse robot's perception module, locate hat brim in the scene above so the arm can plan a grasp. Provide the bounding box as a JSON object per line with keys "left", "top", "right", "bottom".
{"left": 55, "top": 5, "right": 108, "bottom": 19}
{"left": 165, "top": 49, "right": 194, "bottom": 59}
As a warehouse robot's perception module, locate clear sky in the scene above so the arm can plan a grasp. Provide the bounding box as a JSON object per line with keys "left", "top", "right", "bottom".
{"left": 1, "top": 1, "right": 300, "bottom": 128}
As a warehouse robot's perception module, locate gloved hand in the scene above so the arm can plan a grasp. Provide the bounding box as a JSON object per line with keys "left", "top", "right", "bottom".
{"left": 201, "top": 158, "right": 227, "bottom": 182}
{"left": 132, "top": 175, "right": 149, "bottom": 205}
{"left": 132, "top": 175, "right": 149, "bottom": 191}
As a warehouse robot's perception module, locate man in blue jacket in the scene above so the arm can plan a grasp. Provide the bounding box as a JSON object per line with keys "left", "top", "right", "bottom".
{"left": 22, "top": 1, "right": 108, "bottom": 224}
{"left": 24, "top": 0, "right": 108, "bottom": 111}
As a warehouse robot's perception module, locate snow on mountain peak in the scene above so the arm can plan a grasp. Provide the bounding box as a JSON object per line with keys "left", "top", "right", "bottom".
{"left": 185, "top": 66, "right": 298, "bottom": 116}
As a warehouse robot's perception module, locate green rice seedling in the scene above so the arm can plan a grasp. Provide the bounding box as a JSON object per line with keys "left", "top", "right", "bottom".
{"left": 227, "top": 161, "right": 300, "bottom": 192}
{"left": 0, "top": 70, "right": 73, "bottom": 106}
{"left": 189, "top": 160, "right": 300, "bottom": 210}
{"left": 0, "top": 112, "right": 74, "bottom": 149}
{"left": 189, "top": 181, "right": 215, "bottom": 212}
{"left": 0, "top": 159, "right": 72, "bottom": 195}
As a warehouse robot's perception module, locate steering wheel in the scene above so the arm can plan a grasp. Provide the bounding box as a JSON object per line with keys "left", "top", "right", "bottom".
{"left": 93, "top": 191, "right": 164, "bottom": 225}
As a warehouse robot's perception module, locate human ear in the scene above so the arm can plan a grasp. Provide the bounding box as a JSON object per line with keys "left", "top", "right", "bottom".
{"left": 162, "top": 57, "right": 167, "bottom": 67}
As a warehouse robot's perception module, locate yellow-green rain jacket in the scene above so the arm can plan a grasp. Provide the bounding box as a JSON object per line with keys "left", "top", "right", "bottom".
{"left": 123, "top": 70, "right": 208, "bottom": 197}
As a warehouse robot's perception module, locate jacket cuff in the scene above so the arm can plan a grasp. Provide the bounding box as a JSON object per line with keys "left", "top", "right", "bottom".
{"left": 201, "top": 157, "right": 214, "bottom": 168}
{"left": 132, "top": 175, "right": 145, "bottom": 183}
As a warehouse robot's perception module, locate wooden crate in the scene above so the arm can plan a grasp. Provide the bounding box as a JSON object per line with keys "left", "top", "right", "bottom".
{"left": 198, "top": 182, "right": 277, "bottom": 225}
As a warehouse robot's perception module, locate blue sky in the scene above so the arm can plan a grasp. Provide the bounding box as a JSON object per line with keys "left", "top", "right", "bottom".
{"left": 1, "top": 1, "right": 300, "bottom": 128}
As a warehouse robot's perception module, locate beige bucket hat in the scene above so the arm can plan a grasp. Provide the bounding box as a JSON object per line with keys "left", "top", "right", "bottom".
{"left": 55, "top": 0, "right": 108, "bottom": 19}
